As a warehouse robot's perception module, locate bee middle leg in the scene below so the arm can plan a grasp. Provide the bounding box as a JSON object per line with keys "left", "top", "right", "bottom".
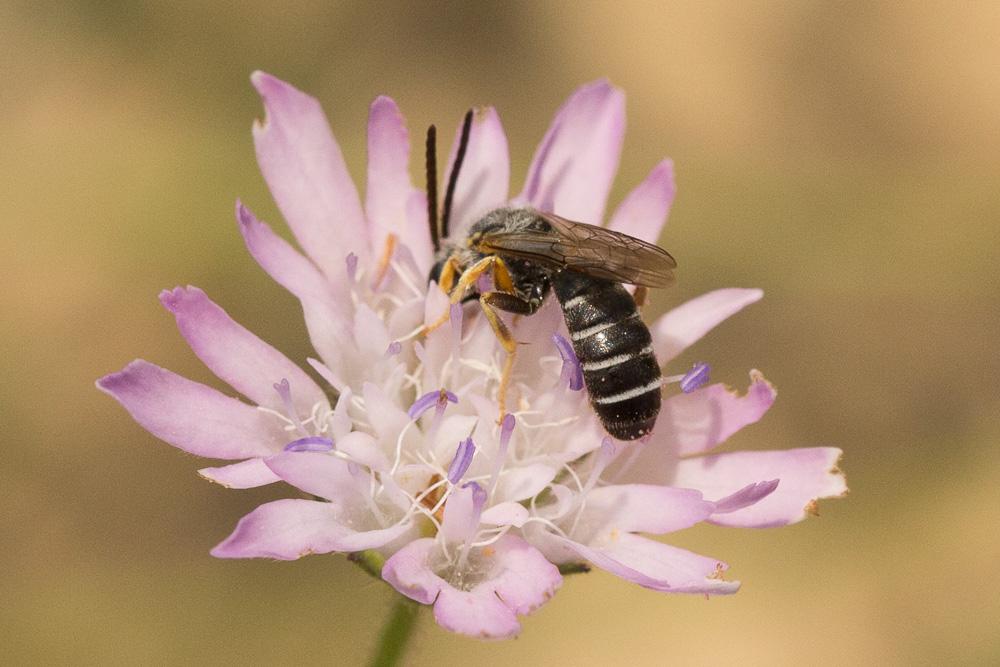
{"left": 478, "top": 291, "right": 540, "bottom": 420}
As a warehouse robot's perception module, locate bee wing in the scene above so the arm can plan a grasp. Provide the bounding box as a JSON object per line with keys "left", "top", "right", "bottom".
{"left": 479, "top": 212, "right": 676, "bottom": 288}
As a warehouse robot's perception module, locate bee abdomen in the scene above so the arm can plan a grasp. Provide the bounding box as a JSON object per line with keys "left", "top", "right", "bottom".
{"left": 554, "top": 273, "right": 661, "bottom": 440}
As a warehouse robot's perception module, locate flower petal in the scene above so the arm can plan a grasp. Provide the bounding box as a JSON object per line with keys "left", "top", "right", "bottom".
{"left": 518, "top": 80, "right": 625, "bottom": 222}
{"left": 652, "top": 288, "right": 764, "bottom": 363}
{"left": 264, "top": 452, "right": 361, "bottom": 503}
{"left": 211, "top": 498, "right": 410, "bottom": 559}
{"left": 494, "top": 463, "right": 558, "bottom": 502}
{"left": 671, "top": 447, "right": 847, "bottom": 527}
{"left": 606, "top": 372, "right": 777, "bottom": 484}
{"left": 236, "top": 202, "right": 353, "bottom": 377}
{"left": 365, "top": 96, "right": 432, "bottom": 264}
{"left": 606, "top": 159, "right": 675, "bottom": 243}
{"left": 381, "top": 538, "right": 445, "bottom": 605}
{"left": 580, "top": 484, "right": 713, "bottom": 535}
{"left": 433, "top": 586, "right": 521, "bottom": 640}
{"left": 424, "top": 535, "right": 560, "bottom": 640}
{"left": 481, "top": 502, "right": 529, "bottom": 527}
{"left": 251, "top": 71, "right": 368, "bottom": 267}
{"left": 478, "top": 535, "right": 562, "bottom": 617}
{"left": 159, "top": 285, "right": 326, "bottom": 414}
{"left": 198, "top": 458, "right": 281, "bottom": 489}
{"left": 588, "top": 533, "right": 740, "bottom": 595}
{"left": 97, "top": 360, "right": 282, "bottom": 459}
{"left": 662, "top": 371, "right": 777, "bottom": 456}
{"left": 235, "top": 201, "right": 348, "bottom": 309}
{"left": 443, "top": 106, "right": 510, "bottom": 238}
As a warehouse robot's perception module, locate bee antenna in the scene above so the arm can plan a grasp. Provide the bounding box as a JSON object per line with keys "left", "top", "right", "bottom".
{"left": 425, "top": 124, "right": 440, "bottom": 252}
{"left": 441, "top": 109, "right": 474, "bottom": 242}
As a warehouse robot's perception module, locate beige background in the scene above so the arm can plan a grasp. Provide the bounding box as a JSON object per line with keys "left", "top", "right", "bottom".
{"left": 3, "top": 2, "right": 998, "bottom": 664}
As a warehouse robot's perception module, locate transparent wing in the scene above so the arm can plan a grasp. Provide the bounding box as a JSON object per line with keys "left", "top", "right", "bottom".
{"left": 478, "top": 211, "right": 676, "bottom": 287}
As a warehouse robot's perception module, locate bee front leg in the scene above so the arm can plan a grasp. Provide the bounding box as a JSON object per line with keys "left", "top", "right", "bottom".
{"left": 479, "top": 291, "right": 540, "bottom": 421}
{"left": 423, "top": 255, "right": 501, "bottom": 335}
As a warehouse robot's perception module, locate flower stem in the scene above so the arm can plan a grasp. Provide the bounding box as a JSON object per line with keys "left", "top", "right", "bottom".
{"left": 369, "top": 596, "right": 421, "bottom": 667}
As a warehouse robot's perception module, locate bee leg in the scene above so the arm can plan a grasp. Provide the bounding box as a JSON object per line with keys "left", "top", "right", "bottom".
{"left": 436, "top": 255, "right": 461, "bottom": 294}
{"left": 633, "top": 285, "right": 648, "bottom": 311}
{"left": 424, "top": 255, "right": 505, "bottom": 334}
{"left": 479, "top": 291, "right": 540, "bottom": 420}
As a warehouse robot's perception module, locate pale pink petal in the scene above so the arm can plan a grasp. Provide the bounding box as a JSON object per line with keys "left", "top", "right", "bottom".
{"left": 606, "top": 159, "right": 675, "bottom": 243}
{"left": 264, "top": 452, "right": 360, "bottom": 503}
{"left": 366, "top": 96, "right": 431, "bottom": 263}
{"left": 671, "top": 447, "right": 847, "bottom": 528}
{"left": 661, "top": 371, "right": 777, "bottom": 456}
{"left": 481, "top": 502, "right": 529, "bottom": 527}
{"left": 362, "top": 382, "right": 410, "bottom": 447}
{"left": 580, "top": 484, "right": 713, "bottom": 535}
{"left": 236, "top": 203, "right": 353, "bottom": 377}
{"left": 404, "top": 189, "right": 434, "bottom": 275}
{"left": 590, "top": 533, "right": 740, "bottom": 595}
{"left": 251, "top": 71, "right": 368, "bottom": 267}
{"left": 159, "top": 285, "right": 326, "bottom": 413}
{"left": 518, "top": 80, "right": 625, "bottom": 222}
{"left": 478, "top": 535, "right": 562, "bottom": 616}
{"left": 433, "top": 586, "right": 520, "bottom": 640}
{"left": 198, "top": 458, "right": 281, "bottom": 489}
{"left": 96, "top": 360, "right": 282, "bottom": 459}
{"left": 494, "top": 463, "right": 558, "bottom": 502}
{"left": 211, "top": 498, "right": 410, "bottom": 559}
{"left": 381, "top": 538, "right": 445, "bottom": 605}
{"left": 235, "top": 201, "right": 345, "bottom": 308}
{"left": 652, "top": 288, "right": 764, "bottom": 363}
{"left": 335, "top": 431, "right": 389, "bottom": 472}
{"left": 607, "top": 372, "right": 777, "bottom": 484}
{"left": 443, "top": 107, "right": 510, "bottom": 238}
{"left": 539, "top": 532, "right": 669, "bottom": 590}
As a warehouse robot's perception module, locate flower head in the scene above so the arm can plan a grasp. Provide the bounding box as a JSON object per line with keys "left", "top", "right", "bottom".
{"left": 97, "top": 73, "right": 847, "bottom": 639}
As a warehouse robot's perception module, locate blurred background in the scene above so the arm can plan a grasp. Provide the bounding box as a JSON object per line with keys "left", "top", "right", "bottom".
{"left": 3, "top": 1, "right": 998, "bottom": 664}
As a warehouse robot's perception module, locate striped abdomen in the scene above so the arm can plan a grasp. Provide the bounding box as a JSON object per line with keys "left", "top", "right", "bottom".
{"left": 553, "top": 271, "right": 661, "bottom": 440}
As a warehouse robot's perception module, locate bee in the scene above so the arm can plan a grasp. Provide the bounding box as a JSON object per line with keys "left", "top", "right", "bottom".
{"left": 423, "top": 111, "right": 676, "bottom": 440}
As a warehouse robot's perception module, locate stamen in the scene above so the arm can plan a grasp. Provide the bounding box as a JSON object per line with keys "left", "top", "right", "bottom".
{"left": 552, "top": 334, "right": 583, "bottom": 391}
{"left": 407, "top": 388, "right": 459, "bottom": 420}
{"left": 284, "top": 436, "right": 335, "bottom": 452}
{"left": 384, "top": 341, "right": 402, "bottom": 358}
{"left": 680, "top": 362, "right": 711, "bottom": 393}
{"left": 487, "top": 413, "right": 515, "bottom": 498}
{"left": 447, "top": 437, "right": 476, "bottom": 484}
{"left": 455, "top": 481, "right": 488, "bottom": 571}
{"left": 273, "top": 379, "right": 307, "bottom": 436}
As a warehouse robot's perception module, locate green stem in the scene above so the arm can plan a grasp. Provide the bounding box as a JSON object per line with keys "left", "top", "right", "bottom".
{"left": 369, "top": 596, "right": 421, "bottom": 667}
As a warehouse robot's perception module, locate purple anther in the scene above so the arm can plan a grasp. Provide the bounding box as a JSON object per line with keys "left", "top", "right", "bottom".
{"left": 447, "top": 437, "right": 476, "bottom": 484}
{"left": 680, "top": 362, "right": 711, "bottom": 394}
{"left": 345, "top": 252, "right": 358, "bottom": 283}
{"left": 284, "top": 436, "right": 335, "bottom": 452}
{"left": 553, "top": 333, "right": 583, "bottom": 391}
{"left": 499, "top": 413, "right": 516, "bottom": 451}
{"left": 384, "top": 341, "right": 402, "bottom": 358}
{"left": 463, "top": 480, "right": 488, "bottom": 514}
{"left": 273, "top": 378, "right": 306, "bottom": 434}
{"left": 407, "top": 388, "right": 459, "bottom": 420}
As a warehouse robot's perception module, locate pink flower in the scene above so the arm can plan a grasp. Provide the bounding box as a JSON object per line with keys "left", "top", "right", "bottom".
{"left": 97, "top": 73, "right": 847, "bottom": 639}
